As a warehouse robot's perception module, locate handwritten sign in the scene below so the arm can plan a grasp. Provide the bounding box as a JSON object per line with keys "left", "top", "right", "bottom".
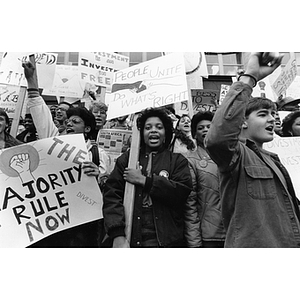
{"left": 264, "top": 136, "right": 300, "bottom": 198}
{"left": 42, "top": 65, "right": 85, "bottom": 98}
{"left": 0, "top": 84, "right": 21, "bottom": 118}
{"left": 219, "top": 84, "right": 230, "bottom": 105}
{"left": 174, "top": 89, "right": 218, "bottom": 116}
{"left": 97, "top": 128, "right": 132, "bottom": 173}
{"left": 78, "top": 52, "right": 129, "bottom": 90}
{"left": 272, "top": 57, "right": 298, "bottom": 97}
{"left": 0, "top": 52, "right": 57, "bottom": 89}
{"left": 0, "top": 134, "right": 103, "bottom": 248}
{"left": 106, "top": 52, "right": 188, "bottom": 120}
{"left": 286, "top": 75, "right": 300, "bottom": 99}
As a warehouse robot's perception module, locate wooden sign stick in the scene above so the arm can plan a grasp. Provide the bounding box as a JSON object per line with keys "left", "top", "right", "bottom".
{"left": 123, "top": 113, "right": 140, "bottom": 242}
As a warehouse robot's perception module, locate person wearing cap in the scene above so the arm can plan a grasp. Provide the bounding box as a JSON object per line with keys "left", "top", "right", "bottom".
{"left": 0, "top": 109, "right": 23, "bottom": 150}
{"left": 281, "top": 110, "right": 300, "bottom": 137}
{"left": 184, "top": 111, "right": 225, "bottom": 248}
{"left": 22, "top": 60, "right": 109, "bottom": 247}
{"left": 277, "top": 96, "right": 300, "bottom": 111}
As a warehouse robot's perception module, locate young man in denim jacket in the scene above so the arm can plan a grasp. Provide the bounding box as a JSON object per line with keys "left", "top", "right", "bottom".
{"left": 206, "top": 52, "right": 300, "bottom": 247}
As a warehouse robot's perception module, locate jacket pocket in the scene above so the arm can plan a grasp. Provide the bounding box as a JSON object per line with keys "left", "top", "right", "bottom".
{"left": 244, "top": 165, "right": 276, "bottom": 200}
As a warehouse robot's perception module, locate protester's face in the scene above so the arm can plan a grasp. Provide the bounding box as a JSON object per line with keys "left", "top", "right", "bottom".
{"left": 195, "top": 120, "right": 211, "bottom": 146}
{"left": 143, "top": 116, "right": 166, "bottom": 151}
{"left": 177, "top": 116, "right": 191, "bottom": 134}
{"left": 0, "top": 115, "right": 8, "bottom": 134}
{"left": 244, "top": 108, "right": 276, "bottom": 147}
{"left": 66, "top": 115, "right": 89, "bottom": 136}
{"left": 117, "top": 115, "right": 128, "bottom": 122}
{"left": 291, "top": 116, "right": 300, "bottom": 136}
{"left": 92, "top": 107, "right": 107, "bottom": 130}
{"left": 24, "top": 117, "right": 35, "bottom": 132}
{"left": 274, "top": 111, "right": 282, "bottom": 134}
{"left": 55, "top": 104, "right": 69, "bottom": 122}
{"left": 50, "top": 105, "right": 57, "bottom": 114}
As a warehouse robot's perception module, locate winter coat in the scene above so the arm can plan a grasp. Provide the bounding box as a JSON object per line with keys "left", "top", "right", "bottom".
{"left": 103, "top": 146, "right": 192, "bottom": 247}
{"left": 185, "top": 146, "right": 226, "bottom": 247}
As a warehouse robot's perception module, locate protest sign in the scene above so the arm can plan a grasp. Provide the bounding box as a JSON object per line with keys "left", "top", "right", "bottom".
{"left": 0, "top": 52, "right": 57, "bottom": 89}
{"left": 78, "top": 52, "right": 129, "bottom": 91}
{"left": 264, "top": 136, "right": 300, "bottom": 198}
{"left": 272, "top": 57, "right": 298, "bottom": 97}
{"left": 174, "top": 89, "right": 218, "bottom": 116}
{"left": 42, "top": 64, "right": 85, "bottom": 98}
{"left": 106, "top": 52, "right": 188, "bottom": 120}
{"left": 219, "top": 84, "right": 230, "bottom": 105}
{"left": 0, "top": 84, "right": 21, "bottom": 118}
{"left": 97, "top": 128, "right": 132, "bottom": 173}
{"left": 286, "top": 75, "right": 300, "bottom": 99}
{"left": 0, "top": 134, "right": 103, "bottom": 248}
{"left": 251, "top": 77, "right": 278, "bottom": 101}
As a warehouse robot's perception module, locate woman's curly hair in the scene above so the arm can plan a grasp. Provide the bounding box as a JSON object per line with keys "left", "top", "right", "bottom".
{"left": 171, "top": 114, "right": 195, "bottom": 151}
{"left": 136, "top": 107, "right": 174, "bottom": 148}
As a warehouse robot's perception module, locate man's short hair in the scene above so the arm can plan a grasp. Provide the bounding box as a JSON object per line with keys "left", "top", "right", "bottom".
{"left": 245, "top": 97, "right": 276, "bottom": 118}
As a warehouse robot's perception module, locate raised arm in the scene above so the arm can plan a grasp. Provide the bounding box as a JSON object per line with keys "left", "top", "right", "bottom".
{"left": 22, "top": 61, "right": 59, "bottom": 139}
{"left": 205, "top": 52, "right": 283, "bottom": 170}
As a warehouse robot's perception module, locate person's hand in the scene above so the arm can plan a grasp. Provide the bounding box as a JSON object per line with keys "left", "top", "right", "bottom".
{"left": 81, "top": 161, "right": 100, "bottom": 178}
{"left": 113, "top": 236, "right": 130, "bottom": 248}
{"left": 22, "top": 61, "right": 39, "bottom": 89}
{"left": 245, "top": 52, "right": 284, "bottom": 82}
{"left": 123, "top": 162, "right": 145, "bottom": 186}
{"left": 10, "top": 153, "right": 34, "bottom": 183}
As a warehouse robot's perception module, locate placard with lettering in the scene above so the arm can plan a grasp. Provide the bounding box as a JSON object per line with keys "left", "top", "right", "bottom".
{"left": 0, "top": 134, "right": 103, "bottom": 248}
{"left": 97, "top": 129, "right": 132, "bottom": 173}
{"left": 42, "top": 65, "right": 85, "bottom": 98}
{"left": 0, "top": 52, "right": 57, "bottom": 88}
{"left": 78, "top": 52, "right": 130, "bottom": 90}
{"left": 264, "top": 136, "right": 300, "bottom": 198}
{"left": 0, "top": 84, "right": 21, "bottom": 118}
{"left": 175, "top": 89, "right": 218, "bottom": 116}
{"left": 106, "top": 52, "right": 188, "bottom": 120}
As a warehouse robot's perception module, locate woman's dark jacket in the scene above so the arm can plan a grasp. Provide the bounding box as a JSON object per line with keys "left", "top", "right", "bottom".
{"left": 103, "top": 146, "right": 193, "bottom": 247}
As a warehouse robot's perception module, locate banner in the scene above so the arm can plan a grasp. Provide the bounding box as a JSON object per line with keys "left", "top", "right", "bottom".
{"left": 78, "top": 52, "right": 129, "bottom": 90}
{"left": 97, "top": 128, "right": 132, "bottom": 173}
{"left": 42, "top": 64, "right": 85, "bottom": 98}
{"left": 106, "top": 52, "right": 188, "bottom": 120}
{"left": 0, "top": 52, "right": 57, "bottom": 88}
{"left": 264, "top": 136, "right": 300, "bottom": 198}
{"left": 0, "top": 134, "right": 103, "bottom": 248}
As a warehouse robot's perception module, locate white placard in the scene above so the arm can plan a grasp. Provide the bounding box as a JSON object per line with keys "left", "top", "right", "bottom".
{"left": 0, "top": 134, "right": 102, "bottom": 248}
{"left": 106, "top": 52, "right": 189, "bottom": 120}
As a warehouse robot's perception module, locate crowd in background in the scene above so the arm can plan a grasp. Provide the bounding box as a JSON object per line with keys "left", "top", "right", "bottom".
{"left": 1, "top": 52, "right": 300, "bottom": 248}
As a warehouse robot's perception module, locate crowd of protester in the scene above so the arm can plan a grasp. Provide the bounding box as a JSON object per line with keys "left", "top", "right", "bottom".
{"left": 1, "top": 52, "right": 300, "bottom": 248}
